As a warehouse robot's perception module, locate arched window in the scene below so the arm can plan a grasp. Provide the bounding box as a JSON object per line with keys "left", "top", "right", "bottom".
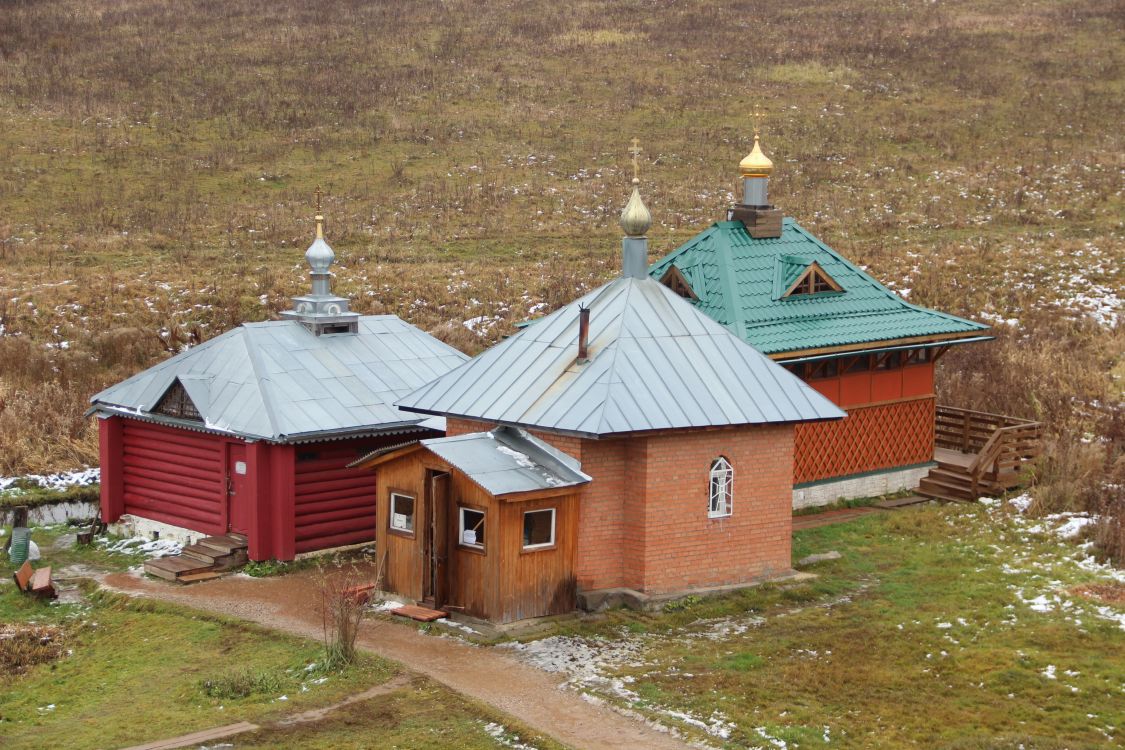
{"left": 709, "top": 457, "right": 733, "bottom": 518}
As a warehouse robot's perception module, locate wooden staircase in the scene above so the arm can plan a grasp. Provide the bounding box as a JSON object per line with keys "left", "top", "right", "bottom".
{"left": 917, "top": 406, "right": 1043, "bottom": 502}
{"left": 144, "top": 533, "right": 249, "bottom": 584}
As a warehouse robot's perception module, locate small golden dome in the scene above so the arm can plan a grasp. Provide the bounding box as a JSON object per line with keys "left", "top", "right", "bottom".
{"left": 739, "top": 134, "right": 773, "bottom": 178}
{"left": 619, "top": 181, "right": 652, "bottom": 237}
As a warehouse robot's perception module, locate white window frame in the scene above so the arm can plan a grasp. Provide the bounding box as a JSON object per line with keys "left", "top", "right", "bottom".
{"left": 458, "top": 506, "right": 486, "bottom": 550}
{"left": 389, "top": 492, "right": 415, "bottom": 534}
{"left": 709, "top": 457, "right": 733, "bottom": 518}
{"left": 522, "top": 508, "right": 556, "bottom": 550}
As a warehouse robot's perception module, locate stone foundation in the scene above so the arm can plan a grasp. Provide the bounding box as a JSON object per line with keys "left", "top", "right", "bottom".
{"left": 792, "top": 464, "right": 933, "bottom": 510}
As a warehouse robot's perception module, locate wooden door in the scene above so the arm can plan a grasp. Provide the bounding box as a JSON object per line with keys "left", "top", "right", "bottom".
{"left": 423, "top": 471, "right": 450, "bottom": 607}
{"left": 227, "top": 444, "right": 252, "bottom": 535}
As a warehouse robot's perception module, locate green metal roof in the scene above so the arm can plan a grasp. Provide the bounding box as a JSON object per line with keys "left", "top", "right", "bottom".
{"left": 648, "top": 219, "right": 989, "bottom": 356}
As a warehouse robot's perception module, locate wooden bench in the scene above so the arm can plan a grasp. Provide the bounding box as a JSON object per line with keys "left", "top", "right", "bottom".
{"left": 13, "top": 561, "right": 55, "bottom": 599}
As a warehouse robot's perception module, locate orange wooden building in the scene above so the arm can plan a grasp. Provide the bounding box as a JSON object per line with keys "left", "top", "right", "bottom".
{"left": 648, "top": 134, "right": 992, "bottom": 507}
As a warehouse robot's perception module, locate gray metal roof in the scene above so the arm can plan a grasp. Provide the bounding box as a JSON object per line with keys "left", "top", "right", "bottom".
{"left": 397, "top": 276, "right": 846, "bottom": 437}
{"left": 90, "top": 316, "right": 468, "bottom": 443}
{"left": 421, "top": 426, "right": 590, "bottom": 496}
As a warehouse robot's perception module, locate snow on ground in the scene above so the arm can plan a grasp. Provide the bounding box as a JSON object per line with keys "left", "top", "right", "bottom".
{"left": 499, "top": 632, "right": 736, "bottom": 741}
{"left": 483, "top": 721, "right": 541, "bottom": 750}
{"left": 0, "top": 468, "right": 100, "bottom": 493}
{"left": 97, "top": 535, "right": 182, "bottom": 559}
{"left": 986, "top": 493, "right": 1124, "bottom": 630}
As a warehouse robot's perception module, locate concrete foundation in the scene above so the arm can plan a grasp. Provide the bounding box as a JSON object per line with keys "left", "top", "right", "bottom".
{"left": 108, "top": 514, "right": 206, "bottom": 547}
{"left": 577, "top": 569, "right": 814, "bottom": 613}
{"left": 792, "top": 464, "right": 933, "bottom": 510}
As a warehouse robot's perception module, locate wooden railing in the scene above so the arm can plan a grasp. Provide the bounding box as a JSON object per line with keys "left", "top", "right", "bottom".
{"left": 935, "top": 405, "right": 1043, "bottom": 495}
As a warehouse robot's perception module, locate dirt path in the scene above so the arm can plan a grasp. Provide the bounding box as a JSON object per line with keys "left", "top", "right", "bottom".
{"left": 99, "top": 567, "right": 691, "bottom": 750}
{"left": 791, "top": 506, "right": 883, "bottom": 530}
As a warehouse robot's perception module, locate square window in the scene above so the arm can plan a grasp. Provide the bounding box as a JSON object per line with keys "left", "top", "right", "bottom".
{"left": 522, "top": 508, "right": 556, "bottom": 549}
{"left": 389, "top": 492, "right": 415, "bottom": 534}
{"left": 459, "top": 507, "right": 485, "bottom": 549}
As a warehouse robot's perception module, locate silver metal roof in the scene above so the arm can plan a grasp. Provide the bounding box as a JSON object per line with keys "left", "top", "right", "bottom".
{"left": 421, "top": 426, "right": 590, "bottom": 496}
{"left": 90, "top": 316, "right": 468, "bottom": 443}
{"left": 397, "top": 276, "right": 846, "bottom": 437}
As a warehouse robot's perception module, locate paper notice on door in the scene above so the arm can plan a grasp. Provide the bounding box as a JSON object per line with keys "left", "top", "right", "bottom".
{"left": 462, "top": 529, "right": 477, "bottom": 545}
{"left": 391, "top": 513, "right": 409, "bottom": 531}
{"left": 234, "top": 461, "right": 247, "bottom": 475}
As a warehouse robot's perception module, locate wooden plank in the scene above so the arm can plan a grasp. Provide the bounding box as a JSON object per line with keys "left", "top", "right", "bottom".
{"left": 176, "top": 571, "right": 226, "bottom": 584}
{"left": 13, "top": 561, "right": 33, "bottom": 591}
{"left": 391, "top": 604, "right": 448, "bottom": 622}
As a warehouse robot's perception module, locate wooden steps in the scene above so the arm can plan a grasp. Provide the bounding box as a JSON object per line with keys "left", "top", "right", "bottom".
{"left": 144, "top": 533, "right": 248, "bottom": 584}
{"left": 391, "top": 604, "right": 448, "bottom": 622}
{"left": 919, "top": 406, "right": 1043, "bottom": 503}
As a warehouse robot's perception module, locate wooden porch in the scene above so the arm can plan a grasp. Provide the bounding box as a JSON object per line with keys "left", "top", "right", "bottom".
{"left": 917, "top": 405, "right": 1043, "bottom": 502}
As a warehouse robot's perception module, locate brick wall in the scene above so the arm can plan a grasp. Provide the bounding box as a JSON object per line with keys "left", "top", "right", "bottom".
{"left": 442, "top": 416, "right": 794, "bottom": 595}
{"left": 632, "top": 425, "right": 794, "bottom": 594}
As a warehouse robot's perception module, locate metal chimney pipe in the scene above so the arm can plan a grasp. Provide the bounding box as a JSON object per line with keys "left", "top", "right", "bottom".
{"left": 577, "top": 306, "right": 590, "bottom": 363}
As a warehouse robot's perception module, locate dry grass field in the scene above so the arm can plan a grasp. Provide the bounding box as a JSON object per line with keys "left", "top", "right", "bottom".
{"left": 0, "top": 0, "right": 1121, "bottom": 529}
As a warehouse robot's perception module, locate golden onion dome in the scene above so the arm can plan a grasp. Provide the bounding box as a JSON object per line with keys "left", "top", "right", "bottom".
{"left": 739, "top": 134, "right": 774, "bottom": 178}
{"left": 619, "top": 179, "right": 652, "bottom": 237}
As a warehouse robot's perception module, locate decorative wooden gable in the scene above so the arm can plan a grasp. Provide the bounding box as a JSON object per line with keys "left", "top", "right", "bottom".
{"left": 153, "top": 379, "right": 203, "bottom": 422}
{"left": 783, "top": 261, "right": 842, "bottom": 298}
{"left": 659, "top": 265, "right": 699, "bottom": 301}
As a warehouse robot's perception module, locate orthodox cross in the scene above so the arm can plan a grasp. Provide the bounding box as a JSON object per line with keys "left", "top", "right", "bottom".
{"left": 628, "top": 138, "right": 643, "bottom": 182}
{"left": 750, "top": 108, "right": 767, "bottom": 137}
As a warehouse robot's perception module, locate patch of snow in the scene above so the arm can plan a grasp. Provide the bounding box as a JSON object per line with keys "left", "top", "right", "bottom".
{"left": 0, "top": 468, "right": 100, "bottom": 493}
{"left": 1008, "top": 494, "right": 1033, "bottom": 513}
{"left": 97, "top": 535, "right": 182, "bottom": 559}
{"left": 483, "top": 721, "right": 540, "bottom": 750}
{"left": 1042, "top": 665, "right": 1057, "bottom": 680}
{"left": 755, "top": 726, "right": 788, "bottom": 748}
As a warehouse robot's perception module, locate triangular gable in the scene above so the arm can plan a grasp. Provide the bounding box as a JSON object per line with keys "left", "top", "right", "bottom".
{"left": 782, "top": 261, "right": 843, "bottom": 298}
{"left": 772, "top": 255, "right": 814, "bottom": 300}
{"left": 659, "top": 265, "right": 699, "bottom": 301}
{"left": 153, "top": 377, "right": 205, "bottom": 422}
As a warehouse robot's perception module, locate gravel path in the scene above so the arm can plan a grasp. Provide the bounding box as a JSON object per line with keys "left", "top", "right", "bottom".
{"left": 99, "top": 567, "right": 691, "bottom": 750}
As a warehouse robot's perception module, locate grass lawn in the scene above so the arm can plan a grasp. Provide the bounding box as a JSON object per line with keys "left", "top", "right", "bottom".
{"left": 503, "top": 502, "right": 1124, "bottom": 749}
{"left": 0, "top": 533, "right": 563, "bottom": 750}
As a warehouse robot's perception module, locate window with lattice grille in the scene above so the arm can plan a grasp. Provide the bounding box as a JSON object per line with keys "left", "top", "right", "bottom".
{"left": 784, "top": 264, "right": 842, "bottom": 298}
{"left": 659, "top": 266, "right": 699, "bottom": 300}
{"left": 153, "top": 381, "right": 202, "bottom": 421}
{"left": 709, "top": 457, "right": 733, "bottom": 518}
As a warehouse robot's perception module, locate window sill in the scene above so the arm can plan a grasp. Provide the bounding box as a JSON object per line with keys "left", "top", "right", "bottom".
{"left": 457, "top": 544, "right": 486, "bottom": 556}
{"left": 708, "top": 513, "right": 733, "bottom": 520}
{"left": 520, "top": 543, "right": 557, "bottom": 555}
{"left": 388, "top": 527, "right": 415, "bottom": 540}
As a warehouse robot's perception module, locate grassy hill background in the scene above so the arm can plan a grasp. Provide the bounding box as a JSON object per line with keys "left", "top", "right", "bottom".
{"left": 0, "top": 0, "right": 1120, "bottom": 506}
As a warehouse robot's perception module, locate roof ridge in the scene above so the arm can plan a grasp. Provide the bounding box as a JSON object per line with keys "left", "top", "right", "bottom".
{"left": 787, "top": 221, "right": 987, "bottom": 330}
{"left": 239, "top": 325, "right": 281, "bottom": 439}
{"left": 592, "top": 278, "right": 637, "bottom": 434}
{"left": 716, "top": 225, "right": 748, "bottom": 335}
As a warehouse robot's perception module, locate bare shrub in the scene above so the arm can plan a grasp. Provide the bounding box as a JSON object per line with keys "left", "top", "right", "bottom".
{"left": 316, "top": 554, "right": 384, "bottom": 669}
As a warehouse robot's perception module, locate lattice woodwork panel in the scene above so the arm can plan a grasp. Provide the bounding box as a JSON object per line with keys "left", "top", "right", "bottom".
{"left": 794, "top": 397, "right": 935, "bottom": 485}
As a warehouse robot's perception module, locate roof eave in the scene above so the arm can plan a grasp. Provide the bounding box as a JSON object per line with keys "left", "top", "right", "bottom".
{"left": 768, "top": 330, "right": 993, "bottom": 361}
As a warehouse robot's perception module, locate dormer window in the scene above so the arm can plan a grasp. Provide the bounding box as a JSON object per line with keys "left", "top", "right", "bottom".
{"left": 660, "top": 266, "right": 699, "bottom": 300}
{"left": 783, "top": 262, "right": 842, "bottom": 298}
{"left": 153, "top": 381, "right": 202, "bottom": 422}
